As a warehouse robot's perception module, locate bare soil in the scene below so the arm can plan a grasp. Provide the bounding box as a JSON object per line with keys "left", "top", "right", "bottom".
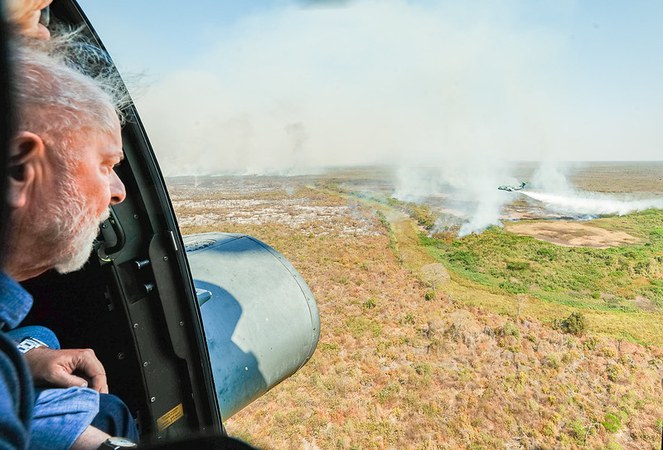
{"left": 504, "top": 221, "right": 642, "bottom": 248}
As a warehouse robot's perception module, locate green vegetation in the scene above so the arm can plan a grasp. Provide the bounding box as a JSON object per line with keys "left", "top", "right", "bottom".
{"left": 375, "top": 210, "right": 398, "bottom": 253}
{"left": 568, "top": 419, "right": 587, "bottom": 443}
{"left": 346, "top": 315, "right": 383, "bottom": 338}
{"left": 420, "top": 210, "right": 663, "bottom": 344}
{"left": 602, "top": 412, "right": 623, "bottom": 433}
{"left": 422, "top": 216, "right": 663, "bottom": 311}
{"left": 499, "top": 321, "right": 521, "bottom": 338}
{"left": 554, "top": 312, "right": 588, "bottom": 335}
{"left": 387, "top": 197, "right": 436, "bottom": 230}
{"left": 423, "top": 210, "right": 663, "bottom": 306}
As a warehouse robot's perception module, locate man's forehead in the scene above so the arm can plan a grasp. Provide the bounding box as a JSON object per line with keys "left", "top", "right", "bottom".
{"left": 87, "top": 123, "right": 124, "bottom": 160}
{"left": 110, "top": 128, "right": 124, "bottom": 160}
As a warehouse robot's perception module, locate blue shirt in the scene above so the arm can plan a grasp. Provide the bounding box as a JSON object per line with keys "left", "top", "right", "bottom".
{"left": 0, "top": 271, "right": 34, "bottom": 450}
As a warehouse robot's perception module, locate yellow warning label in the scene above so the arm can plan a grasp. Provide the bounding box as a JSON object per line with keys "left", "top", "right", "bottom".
{"left": 157, "top": 403, "right": 184, "bottom": 431}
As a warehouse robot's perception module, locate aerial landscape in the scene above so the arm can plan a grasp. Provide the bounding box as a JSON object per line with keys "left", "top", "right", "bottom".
{"left": 168, "top": 162, "right": 663, "bottom": 449}
{"left": 77, "top": 1, "right": 663, "bottom": 447}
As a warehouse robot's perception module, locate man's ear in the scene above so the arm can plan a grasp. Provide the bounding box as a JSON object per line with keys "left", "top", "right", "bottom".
{"left": 8, "top": 131, "right": 46, "bottom": 209}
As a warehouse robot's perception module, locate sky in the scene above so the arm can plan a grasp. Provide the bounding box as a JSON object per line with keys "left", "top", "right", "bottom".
{"left": 77, "top": 0, "right": 663, "bottom": 176}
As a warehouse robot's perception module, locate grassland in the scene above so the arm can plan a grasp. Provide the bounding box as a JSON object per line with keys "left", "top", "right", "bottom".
{"left": 419, "top": 209, "right": 663, "bottom": 346}
{"left": 169, "top": 174, "right": 663, "bottom": 449}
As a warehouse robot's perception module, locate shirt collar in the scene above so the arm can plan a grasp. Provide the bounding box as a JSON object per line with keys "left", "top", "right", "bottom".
{"left": 0, "top": 272, "right": 33, "bottom": 330}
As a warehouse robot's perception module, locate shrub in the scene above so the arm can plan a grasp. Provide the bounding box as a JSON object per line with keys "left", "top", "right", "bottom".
{"left": 375, "top": 210, "right": 389, "bottom": 231}
{"left": 506, "top": 260, "right": 530, "bottom": 271}
{"left": 602, "top": 413, "right": 622, "bottom": 433}
{"left": 536, "top": 247, "right": 557, "bottom": 261}
{"left": 606, "top": 364, "right": 620, "bottom": 382}
{"left": 499, "top": 321, "right": 520, "bottom": 338}
{"left": 319, "top": 342, "right": 339, "bottom": 352}
{"left": 412, "top": 206, "right": 436, "bottom": 230}
{"left": 447, "top": 250, "right": 479, "bottom": 270}
{"left": 545, "top": 354, "right": 560, "bottom": 370}
{"left": 568, "top": 419, "right": 586, "bottom": 442}
{"left": 363, "top": 298, "right": 377, "bottom": 309}
{"left": 414, "top": 363, "right": 432, "bottom": 376}
{"left": 582, "top": 336, "right": 599, "bottom": 351}
{"left": 559, "top": 312, "right": 587, "bottom": 335}
{"left": 377, "top": 382, "right": 400, "bottom": 403}
{"left": 499, "top": 281, "right": 528, "bottom": 294}
{"left": 387, "top": 198, "right": 436, "bottom": 230}
{"left": 347, "top": 316, "right": 383, "bottom": 338}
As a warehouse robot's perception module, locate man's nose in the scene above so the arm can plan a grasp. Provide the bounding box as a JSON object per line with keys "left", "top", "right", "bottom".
{"left": 110, "top": 170, "right": 126, "bottom": 205}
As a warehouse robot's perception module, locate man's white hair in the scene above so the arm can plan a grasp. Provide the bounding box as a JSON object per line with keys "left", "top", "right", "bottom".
{"left": 10, "top": 29, "right": 130, "bottom": 169}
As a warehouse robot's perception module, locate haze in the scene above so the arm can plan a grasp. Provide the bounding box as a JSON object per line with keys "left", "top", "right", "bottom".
{"left": 79, "top": 0, "right": 663, "bottom": 176}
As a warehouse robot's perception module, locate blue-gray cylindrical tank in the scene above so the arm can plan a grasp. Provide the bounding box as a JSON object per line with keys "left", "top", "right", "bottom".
{"left": 183, "top": 233, "right": 320, "bottom": 419}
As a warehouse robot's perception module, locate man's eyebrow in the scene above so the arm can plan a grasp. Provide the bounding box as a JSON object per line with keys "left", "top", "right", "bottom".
{"left": 108, "top": 150, "right": 124, "bottom": 161}
{"left": 103, "top": 152, "right": 124, "bottom": 165}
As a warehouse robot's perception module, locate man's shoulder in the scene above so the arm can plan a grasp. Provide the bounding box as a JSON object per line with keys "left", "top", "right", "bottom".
{"left": 0, "top": 332, "right": 33, "bottom": 450}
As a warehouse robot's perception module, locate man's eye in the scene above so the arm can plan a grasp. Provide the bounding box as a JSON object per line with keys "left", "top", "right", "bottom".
{"left": 104, "top": 162, "right": 121, "bottom": 173}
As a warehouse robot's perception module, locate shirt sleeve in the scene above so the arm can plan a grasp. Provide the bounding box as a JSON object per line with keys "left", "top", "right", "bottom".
{"left": 29, "top": 387, "right": 100, "bottom": 450}
{"left": 0, "top": 333, "right": 33, "bottom": 450}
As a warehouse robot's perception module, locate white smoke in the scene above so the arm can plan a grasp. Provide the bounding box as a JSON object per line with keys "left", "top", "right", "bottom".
{"left": 521, "top": 191, "right": 663, "bottom": 216}
{"left": 394, "top": 160, "right": 663, "bottom": 236}
{"left": 133, "top": 0, "right": 579, "bottom": 176}
{"left": 394, "top": 158, "right": 512, "bottom": 236}
{"left": 529, "top": 161, "right": 575, "bottom": 193}
{"left": 521, "top": 161, "right": 663, "bottom": 216}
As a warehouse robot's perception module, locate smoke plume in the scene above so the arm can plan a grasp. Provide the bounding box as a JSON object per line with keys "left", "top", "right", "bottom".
{"left": 120, "top": 0, "right": 662, "bottom": 235}
{"left": 134, "top": 0, "right": 583, "bottom": 176}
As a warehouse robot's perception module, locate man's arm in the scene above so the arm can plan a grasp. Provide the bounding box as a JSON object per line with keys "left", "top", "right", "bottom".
{"left": 72, "top": 426, "right": 112, "bottom": 450}
{"left": 0, "top": 333, "right": 33, "bottom": 450}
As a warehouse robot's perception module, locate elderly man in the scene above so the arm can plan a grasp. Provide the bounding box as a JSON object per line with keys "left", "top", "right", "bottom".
{"left": 0, "top": 7, "right": 256, "bottom": 450}
{"left": 1, "top": 34, "right": 134, "bottom": 449}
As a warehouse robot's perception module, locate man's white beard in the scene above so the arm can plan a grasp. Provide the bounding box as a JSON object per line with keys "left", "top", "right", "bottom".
{"left": 53, "top": 206, "right": 110, "bottom": 274}
{"left": 45, "top": 175, "right": 112, "bottom": 275}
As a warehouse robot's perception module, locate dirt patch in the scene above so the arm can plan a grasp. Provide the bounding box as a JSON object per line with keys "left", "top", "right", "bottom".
{"left": 505, "top": 221, "right": 641, "bottom": 248}
{"left": 634, "top": 296, "right": 657, "bottom": 312}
